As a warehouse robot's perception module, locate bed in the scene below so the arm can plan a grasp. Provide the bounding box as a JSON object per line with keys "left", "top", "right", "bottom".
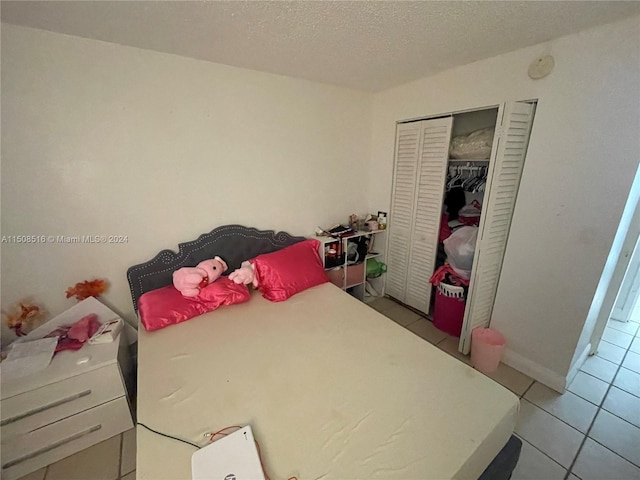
{"left": 127, "top": 225, "right": 521, "bottom": 480}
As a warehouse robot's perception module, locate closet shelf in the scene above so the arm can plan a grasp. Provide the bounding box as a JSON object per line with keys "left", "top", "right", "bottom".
{"left": 448, "top": 158, "right": 490, "bottom": 163}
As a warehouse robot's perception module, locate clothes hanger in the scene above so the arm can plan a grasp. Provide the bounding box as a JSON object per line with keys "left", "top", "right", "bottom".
{"left": 475, "top": 166, "right": 488, "bottom": 193}
{"left": 464, "top": 167, "right": 482, "bottom": 191}
{"left": 447, "top": 166, "right": 463, "bottom": 190}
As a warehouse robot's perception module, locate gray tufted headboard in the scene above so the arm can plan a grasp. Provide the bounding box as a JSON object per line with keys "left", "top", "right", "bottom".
{"left": 126, "top": 224, "right": 305, "bottom": 312}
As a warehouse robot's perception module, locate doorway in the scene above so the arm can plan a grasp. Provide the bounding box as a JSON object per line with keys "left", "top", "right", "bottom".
{"left": 610, "top": 238, "right": 640, "bottom": 324}
{"left": 588, "top": 163, "right": 640, "bottom": 358}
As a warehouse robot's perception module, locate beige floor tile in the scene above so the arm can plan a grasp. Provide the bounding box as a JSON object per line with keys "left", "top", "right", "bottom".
{"left": 383, "top": 304, "right": 421, "bottom": 327}
{"left": 368, "top": 297, "right": 398, "bottom": 313}
{"left": 524, "top": 382, "right": 598, "bottom": 433}
{"left": 511, "top": 437, "right": 566, "bottom": 480}
{"left": 589, "top": 409, "right": 640, "bottom": 466}
{"left": 603, "top": 386, "right": 640, "bottom": 427}
{"left": 567, "top": 371, "right": 609, "bottom": 405}
{"left": 622, "top": 351, "right": 640, "bottom": 374}
{"left": 596, "top": 340, "right": 627, "bottom": 364}
{"left": 46, "top": 435, "right": 120, "bottom": 480}
{"left": 608, "top": 319, "right": 640, "bottom": 336}
{"left": 580, "top": 355, "right": 619, "bottom": 383}
{"left": 631, "top": 337, "right": 640, "bottom": 354}
{"left": 437, "top": 336, "right": 471, "bottom": 365}
{"left": 121, "top": 428, "right": 136, "bottom": 476}
{"left": 602, "top": 327, "right": 634, "bottom": 349}
{"left": 483, "top": 363, "right": 534, "bottom": 396}
{"left": 15, "top": 468, "right": 46, "bottom": 480}
{"left": 515, "top": 400, "right": 584, "bottom": 468}
{"left": 406, "top": 318, "right": 448, "bottom": 344}
{"left": 613, "top": 367, "right": 640, "bottom": 397}
{"left": 572, "top": 438, "right": 640, "bottom": 480}
{"left": 121, "top": 472, "right": 136, "bottom": 480}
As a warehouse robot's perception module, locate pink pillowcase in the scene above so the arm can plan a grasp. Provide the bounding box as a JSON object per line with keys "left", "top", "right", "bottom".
{"left": 138, "top": 277, "right": 250, "bottom": 332}
{"left": 251, "top": 239, "right": 328, "bottom": 302}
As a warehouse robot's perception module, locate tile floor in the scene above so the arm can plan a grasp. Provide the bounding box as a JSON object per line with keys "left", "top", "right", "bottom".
{"left": 16, "top": 296, "right": 640, "bottom": 480}
{"left": 367, "top": 296, "right": 640, "bottom": 480}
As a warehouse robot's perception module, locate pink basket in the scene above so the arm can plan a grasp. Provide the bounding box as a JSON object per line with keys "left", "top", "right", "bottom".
{"left": 471, "top": 328, "right": 506, "bottom": 374}
{"left": 433, "top": 283, "right": 466, "bottom": 337}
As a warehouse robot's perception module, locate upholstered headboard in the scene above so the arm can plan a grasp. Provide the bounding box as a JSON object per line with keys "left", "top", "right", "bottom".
{"left": 126, "top": 225, "right": 305, "bottom": 311}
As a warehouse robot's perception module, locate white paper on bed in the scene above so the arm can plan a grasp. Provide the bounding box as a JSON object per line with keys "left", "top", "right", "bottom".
{"left": 137, "top": 283, "right": 519, "bottom": 480}
{"left": 191, "top": 425, "right": 264, "bottom": 480}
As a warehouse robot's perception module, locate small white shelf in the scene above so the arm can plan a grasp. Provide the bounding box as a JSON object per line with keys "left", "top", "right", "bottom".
{"left": 313, "top": 229, "right": 386, "bottom": 243}
{"left": 315, "top": 228, "right": 386, "bottom": 302}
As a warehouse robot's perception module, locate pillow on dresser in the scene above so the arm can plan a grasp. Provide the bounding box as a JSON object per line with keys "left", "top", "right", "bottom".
{"left": 251, "top": 238, "right": 328, "bottom": 302}
{"left": 138, "top": 277, "right": 250, "bottom": 331}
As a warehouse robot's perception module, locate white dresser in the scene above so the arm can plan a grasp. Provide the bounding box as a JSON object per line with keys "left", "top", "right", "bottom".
{"left": 1, "top": 297, "right": 134, "bottom": 480}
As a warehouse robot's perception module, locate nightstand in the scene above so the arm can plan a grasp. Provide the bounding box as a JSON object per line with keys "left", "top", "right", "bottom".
{"left": 1, "top": 297, "right": 134, "bottom": 480}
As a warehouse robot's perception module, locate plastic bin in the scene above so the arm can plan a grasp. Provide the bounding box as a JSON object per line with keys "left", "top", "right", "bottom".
{"left": 471, "top": 328, "right": 506, "bottom": 374}
{"left": 326, "top": 267, "right": 344, "bottom": 288}
{"left": 346, "top": 262, "right": 365, "bottom": 287}
{"left": 433, "top": 283, "right": 466, "bottom": 337}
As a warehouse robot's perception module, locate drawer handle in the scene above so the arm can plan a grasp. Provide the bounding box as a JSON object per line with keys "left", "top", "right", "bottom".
{"left": 2, "top": 424, "right": 101, "bottom": 469}
{"left": 1, "top": 390, "right": 92, "bottom": 426}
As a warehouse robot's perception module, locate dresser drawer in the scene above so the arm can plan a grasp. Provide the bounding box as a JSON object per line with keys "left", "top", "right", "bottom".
{"left": 1, "top": 364, "right": 125, "bottom": 437}
{"left": 1, "top": 396, "right": 132, "bottom": 480}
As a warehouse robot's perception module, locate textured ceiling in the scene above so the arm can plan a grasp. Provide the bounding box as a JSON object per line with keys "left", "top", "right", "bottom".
{"left": 2, "top": 1, "right": 639, "bottom": 92}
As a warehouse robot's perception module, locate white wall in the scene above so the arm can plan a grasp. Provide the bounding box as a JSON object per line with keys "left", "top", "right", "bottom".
{"left": 0, "top": 24, "right": 372, "bottom": 344}
{"left": 368, "top": 17, "right": 640, "bottom": 389}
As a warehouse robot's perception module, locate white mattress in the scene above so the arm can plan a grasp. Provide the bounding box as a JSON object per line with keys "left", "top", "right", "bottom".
{"left": 137, "top": 283, "right": 519, "bottom": 480}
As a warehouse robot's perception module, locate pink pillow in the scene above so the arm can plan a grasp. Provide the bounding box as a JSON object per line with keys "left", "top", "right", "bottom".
{"left": 251, "top": 239, "right": 328, "bottom": 302}
{"left": 138, "top": 277, "right": 250, "bottom": 332}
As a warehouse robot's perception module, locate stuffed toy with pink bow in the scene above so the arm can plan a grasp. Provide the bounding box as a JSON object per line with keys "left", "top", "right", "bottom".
{"left": 172, "top": 257, "right": 228, "bottom": 297}
{"left": 228, "top": 261, "right": 259, "bottom": 288}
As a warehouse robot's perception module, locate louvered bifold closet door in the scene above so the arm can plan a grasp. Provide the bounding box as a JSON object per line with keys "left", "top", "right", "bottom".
{"left": 386, "top": 123, "right": 421, "bottom": 302}
{"left": 404, "top": 117, "right": 452, "bottom": 313}
{"left": 460, "top": 101, "right": 535, "bottom": 353}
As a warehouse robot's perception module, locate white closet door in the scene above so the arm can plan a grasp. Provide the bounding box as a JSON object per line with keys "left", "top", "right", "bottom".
{"left": 460, "top": 102, "right": 536, "bottom": 353}
{"left": 386, "top": 122, "right": 421, "bottom": 302}
{"left": 405, "top": 117, "right": 452, "bottom": 313}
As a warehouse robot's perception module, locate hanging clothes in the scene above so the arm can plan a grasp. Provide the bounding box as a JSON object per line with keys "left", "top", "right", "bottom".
{"left": 439, "top": 213, "right": 453, "bottom": 243}
{"left": 444, "top": 187, "right": 466, "bottom": 220}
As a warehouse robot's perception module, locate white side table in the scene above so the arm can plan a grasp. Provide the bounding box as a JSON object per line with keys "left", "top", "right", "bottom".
{"left": 1, "top": 297, "right": 134, "bottom": 480}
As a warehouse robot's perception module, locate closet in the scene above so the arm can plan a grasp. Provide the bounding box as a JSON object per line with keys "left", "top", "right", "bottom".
{"left": 386, "top": 101, "right": 536, "bottom": 353}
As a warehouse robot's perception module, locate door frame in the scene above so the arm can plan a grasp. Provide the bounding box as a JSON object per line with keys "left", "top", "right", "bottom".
{"left": 589, "top": 165, "right": 640, "bottom": 354}
{"left": 611, "top": 238, "right": 640, "bottom": 322}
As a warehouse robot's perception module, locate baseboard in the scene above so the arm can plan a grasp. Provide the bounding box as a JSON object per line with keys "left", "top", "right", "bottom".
{"left": 567, "top": 342, "right": 592, "bottom": 385}
{"left": 502, "top": 348, "right": 568, "bottom": 394}
{"left": 609, "top": 316, "right": 629, "bottom": 324}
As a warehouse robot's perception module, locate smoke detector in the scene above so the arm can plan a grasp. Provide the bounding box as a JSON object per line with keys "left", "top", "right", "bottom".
{"left": 528, "top": 55, "right": 555, "bottom": 79}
